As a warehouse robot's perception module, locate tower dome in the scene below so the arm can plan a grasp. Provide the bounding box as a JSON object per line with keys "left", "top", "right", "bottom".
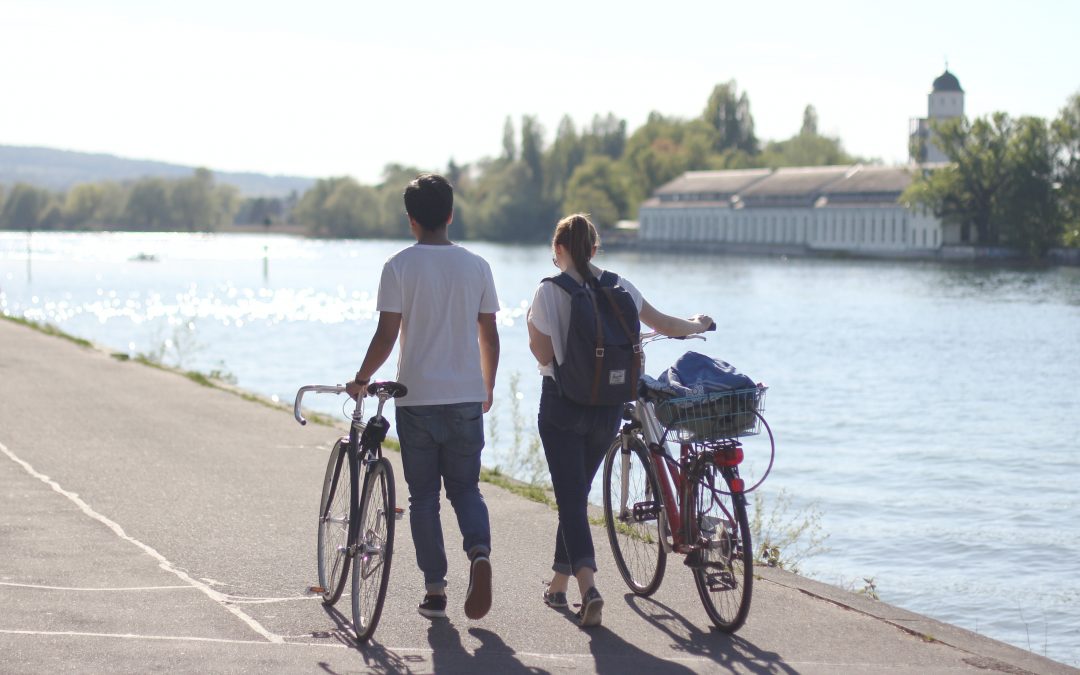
{"left": 932, "top": 70, "right": 963, "bottom": 93}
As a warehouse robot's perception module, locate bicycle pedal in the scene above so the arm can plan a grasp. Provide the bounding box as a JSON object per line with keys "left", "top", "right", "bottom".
{"left": 307, "top": 585, "right": 326, "bottom": 595}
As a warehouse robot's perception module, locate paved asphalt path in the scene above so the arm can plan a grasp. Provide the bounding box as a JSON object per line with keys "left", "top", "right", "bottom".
{"left": 1, "top": 318, "right": 1075, "bottom": 674}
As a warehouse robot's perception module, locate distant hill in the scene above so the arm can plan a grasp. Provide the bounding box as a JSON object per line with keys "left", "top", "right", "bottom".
{"left": 0, "top": 145, "right": 315, "bottom": 198}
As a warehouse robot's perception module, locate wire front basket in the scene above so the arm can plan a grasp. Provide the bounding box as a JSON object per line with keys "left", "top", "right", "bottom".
{"left": 654, "top": 385, "right": 767, "bottom": 442}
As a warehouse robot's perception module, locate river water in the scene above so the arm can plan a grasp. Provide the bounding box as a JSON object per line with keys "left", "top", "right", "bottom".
{"left": 2, "top": 231, "right": 1078, "bottom": 665}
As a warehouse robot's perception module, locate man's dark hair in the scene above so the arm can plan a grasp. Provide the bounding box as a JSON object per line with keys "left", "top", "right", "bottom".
{"left": 403, "top": 174, "right": 454, "bottom": 231}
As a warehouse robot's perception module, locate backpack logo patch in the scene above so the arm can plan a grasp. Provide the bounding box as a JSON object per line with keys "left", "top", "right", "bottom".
{"left": 609, "top": 370, "right": 627, "bottom": 385}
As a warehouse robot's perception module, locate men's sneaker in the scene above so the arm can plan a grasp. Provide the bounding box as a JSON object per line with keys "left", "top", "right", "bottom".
{"left": 418, "top": 593, "right": 447, "bottom": 619}
{"left": 464, "top": 555, "right": 492, "bottom": 619}
{"left": 577, "top": 586, "right": 604, "bottom": 627}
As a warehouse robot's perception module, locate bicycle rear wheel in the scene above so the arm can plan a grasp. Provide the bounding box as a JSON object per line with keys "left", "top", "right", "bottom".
{"left": 602, "top": 434, "right": 667, "bottom": 596}
{"left": 685, "top": 462, "right": 753, "bottom": 632}
{"left": 351, "top": 457, "right": 395, "bottom": 643}
{"left": 317, "top": 438, "right": 352, "bottom": 605}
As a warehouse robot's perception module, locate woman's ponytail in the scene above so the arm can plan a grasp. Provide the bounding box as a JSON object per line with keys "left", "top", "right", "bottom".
{"left": 553, "top": 213, "right": 600, "bottom": 283}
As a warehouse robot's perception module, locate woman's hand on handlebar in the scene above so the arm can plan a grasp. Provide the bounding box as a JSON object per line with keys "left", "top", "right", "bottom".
{"left": 690, "top": 314, "right": 716, "bottom": 333}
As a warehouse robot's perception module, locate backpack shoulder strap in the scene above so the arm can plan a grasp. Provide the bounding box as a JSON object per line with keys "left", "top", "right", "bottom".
{"left": 542, "top": 272, "right": 581, "bottom": 295}
{"left": 594, "top": 270, "right": 619, "bottom": 288}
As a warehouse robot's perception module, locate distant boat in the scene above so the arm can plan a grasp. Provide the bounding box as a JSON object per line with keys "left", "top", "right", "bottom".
{"left": 129, "top": 253, "right": 159, "bottom": 262}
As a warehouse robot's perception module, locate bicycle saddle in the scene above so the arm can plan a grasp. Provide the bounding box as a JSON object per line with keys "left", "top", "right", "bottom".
{"left": 367, "top": 381, "right": 408, "bottom": 399}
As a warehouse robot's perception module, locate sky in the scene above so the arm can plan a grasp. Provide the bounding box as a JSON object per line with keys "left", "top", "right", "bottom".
{"left": 2, "top": 0, "right": 1078, "bottom": 184}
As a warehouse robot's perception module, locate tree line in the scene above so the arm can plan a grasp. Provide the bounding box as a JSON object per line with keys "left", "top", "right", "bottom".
{"left": 904, "top": 92, "right": 1080, "bottom": 256}
{"left": 0, "top": 168, "right": 245, "bottom": 232}
{"left": 0, "top": 81, "right": 859, "bottom": 241}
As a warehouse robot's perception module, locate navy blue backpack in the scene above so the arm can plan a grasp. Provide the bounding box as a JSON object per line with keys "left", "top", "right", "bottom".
{"left": 544, "top": 271, "right": 642, "bottom": 406}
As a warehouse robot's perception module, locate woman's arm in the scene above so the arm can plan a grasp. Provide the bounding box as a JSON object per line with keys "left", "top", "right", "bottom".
{"left": 639, "top": 300, "right": 712, "bottom": 338}
{"left": 527, "top": 311, "right": 555, "bottom": 366}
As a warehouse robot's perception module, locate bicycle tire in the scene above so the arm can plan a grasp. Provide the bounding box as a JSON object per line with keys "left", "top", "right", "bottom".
{"left": 602, "top": 434, "right": 667, "bottom": 596}
{"left": 351, "top": 457, "right": 395, "bottom": 643}
{"left": 317, "top": 438, "right": 353, "bottom": 605}
{"left": 684, "top": 461, "right": 753, "bottom": 632}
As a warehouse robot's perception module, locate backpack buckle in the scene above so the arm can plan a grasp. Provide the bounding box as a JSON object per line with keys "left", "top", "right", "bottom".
{"left": 595, "top": 348, "right": 605, "bottom": 357}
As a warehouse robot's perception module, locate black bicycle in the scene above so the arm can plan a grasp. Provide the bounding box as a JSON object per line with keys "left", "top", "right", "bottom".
{"left": 293, "top": 380, "right": 407, "bottom": 642}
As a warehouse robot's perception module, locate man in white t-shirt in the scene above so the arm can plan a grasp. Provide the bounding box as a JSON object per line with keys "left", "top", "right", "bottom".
{"left": 346, "top": 174, "right": 500, "bottom": 621}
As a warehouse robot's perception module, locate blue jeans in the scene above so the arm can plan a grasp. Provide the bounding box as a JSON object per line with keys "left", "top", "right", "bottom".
{"left": 395, "top": 402, "right": 490, "bottom": 593}
{"left": 537, "top": 377, "right": 622, "bottom": 576}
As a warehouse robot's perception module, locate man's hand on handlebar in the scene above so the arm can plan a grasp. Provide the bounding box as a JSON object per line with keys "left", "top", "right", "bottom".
{"left": 345, "top": 372, "right": 369, "bottom": 401}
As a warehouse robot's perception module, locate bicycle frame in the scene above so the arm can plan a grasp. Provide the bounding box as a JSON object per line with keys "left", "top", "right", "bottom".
{"left": 624, "top": 332, "right": 749, "bottom": 557}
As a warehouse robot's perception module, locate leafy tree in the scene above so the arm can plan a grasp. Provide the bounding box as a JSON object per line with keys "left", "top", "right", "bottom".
{"left": 622, "top": 113, "right": 715, "bottom": 202}
{"left": 123, "top": 178, "right": 171, "bottom": 230}
{"left": 501, "top": 116, "right": 517, "bottom": 161}
{"left": 170, "top": 168, "right": 216, "bottom": 230}
{"left": 904, "top": 112, "right": 1064, "bottom": 255}
{"left": 997, "top": 116, "right": 1060, "bottom": 255}
{"left": 702, "top": 80, "right": 758, "bottom": 155}
{"left": 562, "top": 156, "right": 636, "bottom": 228}
{"left": 1, "top": 184, "right": 49, "bottom": 229}
{"left": 294, "top": 177, "right": 381, "bottom": 238}
{"left": 801, "top": 105, "right": 819, "bottom": 136}
{"left": 583, "top": 113, "right": 627, "bottom": 159}
{"left": 1053, "top": 92, "right": 1080, "bottom": 245}
{"left": 543, "top": 115, "right": 586, "bottom": 208}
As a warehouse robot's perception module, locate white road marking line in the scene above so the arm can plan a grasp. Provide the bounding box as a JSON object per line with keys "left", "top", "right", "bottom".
{"left": 0, "top": 629, "right": 344, "bottom": 648}
{"left": 0, "top": 582, "right": 193, "bottom": 592}
{"left": 0, "top": 440, "right": 283, "bottom": 644}
{"left": 0, "top": 578, "right": 319, "bottom": 604}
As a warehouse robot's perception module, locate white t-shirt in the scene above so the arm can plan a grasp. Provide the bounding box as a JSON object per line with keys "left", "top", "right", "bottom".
{"left": 377, "top": 243, "right": 500, "bottom": 406}
{"left": 527, "top": 269, "right": 644, "bottom": 378}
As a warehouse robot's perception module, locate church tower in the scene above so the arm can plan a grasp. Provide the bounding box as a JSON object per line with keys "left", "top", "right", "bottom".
{"left": 910, "top": 68, "right": 965, "bottom": 164}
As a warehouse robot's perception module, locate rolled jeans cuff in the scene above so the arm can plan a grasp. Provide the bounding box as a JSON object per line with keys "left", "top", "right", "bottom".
{"left": 426, "top": 580, "right": 448, "bottom": 594}
{"left": 552, "top": 557, "right": 598, "bottom": 576}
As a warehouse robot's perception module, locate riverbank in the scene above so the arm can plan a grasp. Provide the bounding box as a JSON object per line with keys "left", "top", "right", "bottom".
{"left": 2, "top": 315, "right": 1075, "bottom": 674}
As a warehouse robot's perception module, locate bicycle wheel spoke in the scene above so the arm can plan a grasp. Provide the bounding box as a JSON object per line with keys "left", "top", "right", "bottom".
{"left": 603, "top": 436, "right": 666, "bottom": 596}
{"left": 317, "top": 441, "right": 353, "bottom": 605}
{"left": 352, "top": 459, "right": 395, "bottom": 642}
{"left": 687, "top": 463, "right": 752, "bottom": 632}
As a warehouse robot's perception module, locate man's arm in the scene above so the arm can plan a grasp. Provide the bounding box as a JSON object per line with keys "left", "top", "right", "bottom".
{"left": 477, "top": 312, "right": 500, "bottom": 413}
{"left": 345, "top": 311, "right": 402, "bottom": 399}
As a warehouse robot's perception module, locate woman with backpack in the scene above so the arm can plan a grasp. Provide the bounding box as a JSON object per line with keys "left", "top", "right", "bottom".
{"left": 526, "top": 213, "right": 713, "bottom": 627}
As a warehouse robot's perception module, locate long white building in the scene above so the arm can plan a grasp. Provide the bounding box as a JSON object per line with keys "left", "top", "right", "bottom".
{"left": 637, "top": 164, "right": 956, "bottom": 255}
{"left": 636, "top": 70, "right": 965, "bottom": 256}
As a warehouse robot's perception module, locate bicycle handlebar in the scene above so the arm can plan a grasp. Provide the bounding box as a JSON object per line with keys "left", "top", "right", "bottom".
{"left": 640, "top": 321, "right": 715, "bottom": 342}
{"left": 293, "top": 384, "right": 346, "bottom": 425}
{"left": 292, "top": 381, "right": 409, "bottom": 426}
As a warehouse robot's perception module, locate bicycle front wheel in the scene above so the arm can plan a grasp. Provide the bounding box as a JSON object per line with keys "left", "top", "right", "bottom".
{"left": 685, "top": 462, "right": 753, "bottom": 632}
{"left": 602, "top": 434, "right": 667, "bottom": 596}
{"left": 317, "top": 438, "right": 352, "bottom": 605}
{"left": 351, "top": 457, "right": 395, "bottom": 643}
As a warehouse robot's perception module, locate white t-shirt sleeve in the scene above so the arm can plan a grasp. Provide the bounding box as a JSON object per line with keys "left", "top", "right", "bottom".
{"left": 528, "top": 283, "right": 553, "bottom": 336}
{"left": 479, "top": 259, "right": 500, "bottom": 314}
{"left": 615, "top": 274, "right": 645, "bottom": 312}
{"left": 376, "top": 259, "right": 402, "bottom": 313}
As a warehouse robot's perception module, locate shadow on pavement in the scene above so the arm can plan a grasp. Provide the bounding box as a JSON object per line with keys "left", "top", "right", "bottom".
{"left": 622, "top": 593, "right": 798, "bottom": 674}
{"left": 313, "top": 603, "right": 412, "bottom": 674}
{"left": 427, "top": 622, "right": 550, "bottom": 674}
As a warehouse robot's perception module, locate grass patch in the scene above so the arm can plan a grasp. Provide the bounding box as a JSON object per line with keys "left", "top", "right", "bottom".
{"left": 480, "top": 466, "right": 553, "bottom": 507}
{"left": 2, "top": 314, "right": 93, "bottom": 348}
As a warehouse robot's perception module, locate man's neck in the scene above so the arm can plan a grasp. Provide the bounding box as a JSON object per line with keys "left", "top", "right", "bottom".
{"left": 415, "top": 229, "right": 452, "bottom": 245}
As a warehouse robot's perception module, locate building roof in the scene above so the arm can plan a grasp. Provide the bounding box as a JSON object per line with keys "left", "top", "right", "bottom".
{"left": 738, "top": 165, "right": 852, "bottom": 199}
{"left": 821, "top": 165, "right": 913, "bottom": 195}
{"left": 654, "top": 169, "right": 771, "bottom": 197}
{"left": 932, "top": 70, "right": 963, "bottom": 93}
{"left": 644, "top": 164, "right": 911, "bottom": 209}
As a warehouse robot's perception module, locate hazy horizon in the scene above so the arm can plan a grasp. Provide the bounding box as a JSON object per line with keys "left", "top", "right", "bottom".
{"left": 3, "top": 0, "right": 1078, "bottom": 184}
